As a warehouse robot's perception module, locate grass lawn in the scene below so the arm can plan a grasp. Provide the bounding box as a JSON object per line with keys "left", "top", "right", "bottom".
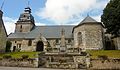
{"left": 0, "top": 52, "right": 40, "bottom": 58}
{"left": 87, "top": 50, "right": 120, "bottom": 59}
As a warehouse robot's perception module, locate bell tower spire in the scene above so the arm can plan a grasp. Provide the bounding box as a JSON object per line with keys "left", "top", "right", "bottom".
{"left": 15, "top": 2, "right": 35, "bottom": 33}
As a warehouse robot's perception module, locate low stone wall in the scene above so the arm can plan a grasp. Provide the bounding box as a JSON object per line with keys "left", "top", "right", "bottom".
{"left": 0, "top": 58, "right": 38, "bottom": 67}
{"left": 90, "top": 59, "right": 120, "bottom": 69}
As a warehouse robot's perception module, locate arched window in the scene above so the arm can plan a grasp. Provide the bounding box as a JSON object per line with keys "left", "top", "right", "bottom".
{"left": 78, "top": 32, "right": 82, "bottom": 45}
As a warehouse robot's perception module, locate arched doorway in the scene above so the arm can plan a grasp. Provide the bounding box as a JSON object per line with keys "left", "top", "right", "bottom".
{"left": 13, "top": 46, "right": 16, "bottom": 52}
{"left": 36, "top": 41, "right": 44, "bottom": 51}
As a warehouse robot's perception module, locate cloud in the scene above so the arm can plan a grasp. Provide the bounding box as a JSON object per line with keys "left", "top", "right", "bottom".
{"left": 36, "top": 22, "right": 46, "bottom": 26}
{"left": 3, "top": 17, "right": 16, "bottom": 34}
{"left": 36, "top": 0, "right": 109, "bottom": 24}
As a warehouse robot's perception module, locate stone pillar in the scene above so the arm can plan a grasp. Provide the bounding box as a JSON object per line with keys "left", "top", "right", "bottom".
{"left": 60, "top": 28, "right": 66, "bottom": 47}
{"left": 34, "top": 58, "right": 39, "bottom": 67}
{"left": 60, "top": 28, "right": 66, "bottom": 52}
{"left": 86, "top": 54, "right": 91, "bottom": 68}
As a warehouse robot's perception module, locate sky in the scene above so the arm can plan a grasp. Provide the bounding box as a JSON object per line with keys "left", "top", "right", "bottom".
{"left": 0, "top": 0, "right": 110, "bottom": 34}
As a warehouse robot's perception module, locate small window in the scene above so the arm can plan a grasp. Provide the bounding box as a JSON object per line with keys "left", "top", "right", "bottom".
{"left": 56, "top": 39, "right": 59, "bottom": 43}
{"left": 68, "top": 39, "right": 71, "bottom": 43}
{"left": 20, "top": 25, "right": 22, "bottom": 28}
{"left": 15, "top": 41, "right": 17, "bottom": 43}
{"left": 28, "top": 40, "right": 32, "bottom": 46}
{"left": 27, "top": 17, "right": 29, "bottom": 19}
{"left": 20, "top": 25, "right": 22, "bottom": 32}
{"left": 17, "top": 44, "right": 21, "bottom": 48}
{"left": 23, "top": 15, "right": 25, "bottom": 17}
{"left": 19, "top": 44, "right": 21, "bottom": 48}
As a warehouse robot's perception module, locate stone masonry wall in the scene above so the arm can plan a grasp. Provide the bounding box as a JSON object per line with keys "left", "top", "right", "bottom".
{"left": 74, "top": 23, "right": 104, "bottom": 50}
{"left": 0, "top": 58, "right": 38, "bottom": 67}
{"left": 15, "top": 22, "right": 34, "bottom": 33}
{"left": 74, "top": 25, "right": 85, "bottom": 48}
{"left": 84, "top": 24, "right": 104, "bottom": 50}
{"left": 90, "top": 59, "right": 120, "bottom": 69}
{"left": 0, "top": 17, "right": 7, "bottom": 52}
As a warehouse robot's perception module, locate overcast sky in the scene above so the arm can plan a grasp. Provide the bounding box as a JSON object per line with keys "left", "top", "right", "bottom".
{"left": 0, "top": 0, "right": 110, "bottom": 34}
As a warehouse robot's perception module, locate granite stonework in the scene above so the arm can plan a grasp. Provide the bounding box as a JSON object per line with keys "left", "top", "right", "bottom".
{"left": 38, "top": 48, "right": 87, "bottom": 69}
{"left": 3, "top": 6, "right": 120, "bottom": 69}
{"left": 0, "top": 58, "right": 38, "bottom": 67}
{"left": 90, "top": 59, "right": 120, "bottom": 69}
{"left": 7, "top": 7, "right": 107, "bottom": 52}
{"left": 0, "top": 10, "right": 7, "bottom": 53}
{"left": 73, "top": 23, "right": 104, "bottom": 50}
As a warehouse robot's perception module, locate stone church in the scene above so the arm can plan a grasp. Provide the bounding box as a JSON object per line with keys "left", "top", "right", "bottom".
{"left": 8, "top": 7, "right": 104, "bottom": 52}
{"left": 0, "top": 10, "right": 7, "bottom": 52}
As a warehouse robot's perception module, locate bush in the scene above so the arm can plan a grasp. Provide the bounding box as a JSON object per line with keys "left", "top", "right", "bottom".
{"left": 3, "top": 55, "right": 12, "bottom": 59}
{"left": 5, "top": 41, "right": 12, "bottom": 52}
{"left": 21, "top": 55, "right": 29, "bottom": 59}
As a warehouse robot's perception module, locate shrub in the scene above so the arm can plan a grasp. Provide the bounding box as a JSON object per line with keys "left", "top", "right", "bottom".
{"left": 21, "top": 55, "right": 29, "bottom": 59}
{"left": 5, "top": 41, "right": 12, "bottom": 52}
{"left": 3, "top": 55, "right": 12, "bottom": 59}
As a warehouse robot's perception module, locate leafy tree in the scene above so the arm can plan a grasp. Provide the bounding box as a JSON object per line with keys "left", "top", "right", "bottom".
{"left": 101, "top": 0, "right": 120, "bottom": 37}
{"left": 5, "top": 41, "right": 12, "bottom": 52}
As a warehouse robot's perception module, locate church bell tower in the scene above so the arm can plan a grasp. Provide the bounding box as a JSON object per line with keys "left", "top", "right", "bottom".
{"left": 15, "top": 7, "right": 35, "bottom": 33}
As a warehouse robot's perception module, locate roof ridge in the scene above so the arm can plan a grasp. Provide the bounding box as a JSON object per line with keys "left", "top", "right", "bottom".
{"left": 36, "top": 25, "right": 75, "bottom": 27}
{"left": 81, "top": 16, "right": 97, "bottom": 23}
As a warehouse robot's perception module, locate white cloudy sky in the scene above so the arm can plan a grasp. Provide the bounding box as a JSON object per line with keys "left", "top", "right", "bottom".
{"left": 1, "top": 0, "right": 110, "bottom": 34}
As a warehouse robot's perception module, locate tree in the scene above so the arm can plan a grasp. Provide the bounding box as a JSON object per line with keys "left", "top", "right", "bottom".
{"left": 5, "top": 41, "right": 12, "bottom": 52}
{"left": 101, "top": 0, "right": 120, "bottom": 37}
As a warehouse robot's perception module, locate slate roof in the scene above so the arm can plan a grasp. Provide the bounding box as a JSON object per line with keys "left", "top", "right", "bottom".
{"left": 72, "top": 16, "right": 103, "bottom": 33}
{"left": 8, "top": 25, "right": 74, "bottom": 39}
{"left": 80, "top": 16, "right": 97, "bottom": 24}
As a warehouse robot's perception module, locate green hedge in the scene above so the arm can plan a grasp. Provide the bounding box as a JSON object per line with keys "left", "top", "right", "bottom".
{"left": 0, "top": 52, "right": 40, "bottom": 58}
{"left": 87, "top": 50, "right": 120, "bottom": 59}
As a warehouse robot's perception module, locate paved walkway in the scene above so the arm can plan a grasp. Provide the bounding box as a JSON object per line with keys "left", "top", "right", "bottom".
{"left": 0, "top": 66, "right": 83, "bottom": 70}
